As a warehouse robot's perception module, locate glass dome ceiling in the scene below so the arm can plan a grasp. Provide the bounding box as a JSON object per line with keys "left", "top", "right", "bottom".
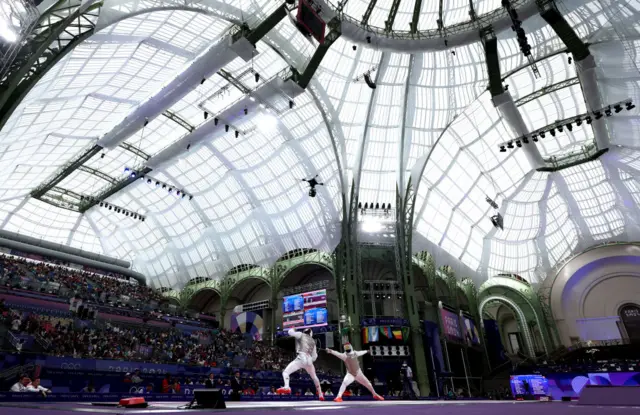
{"left": 0, "top": 0, "right": 638, "bottom": 288}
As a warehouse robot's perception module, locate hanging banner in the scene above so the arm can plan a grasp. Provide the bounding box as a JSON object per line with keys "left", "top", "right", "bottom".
{"left": 461, "top": 315, "right": 481, "bottom": 346}
{"left": 440, "top": 308, "right": 462, "bottom": 341}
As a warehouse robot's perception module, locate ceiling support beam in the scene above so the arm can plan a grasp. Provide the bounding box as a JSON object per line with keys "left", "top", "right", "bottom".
{"left": 119, "top": 142, "right": 150, "bottom": 160}
{"left": 163, "top": 109, "right": 194, "bottom": 132}
{"left": 385, "top": 0, "right": 402, "bottom": 32}
{"left": 30, "top": 5, "right": 289, "bottom": 205}
{"left": 296, "top": 22, "right": 342, "bottom": 89}
{"left": 0, "top": 0, "right": 102, "bottom": 132}
{"left": 481, "top": 27, "right": 544, "bottom": 169}
{"left": 31, "top": 145, "right": 102, "bottom": 198}
{"left": 77, "top": 165, "right": 117, "bottom": 184}
{"left": 411, "top": 0, "right": 422, "bottom": 33}
{"left": 362, "top": 0, "right": 377, "bottom": 25}
{"left": 538, "top": 0, "right": 608, "bottom": 150}
{"left": 515, "top": 77, "right": 580, "bottom": 107}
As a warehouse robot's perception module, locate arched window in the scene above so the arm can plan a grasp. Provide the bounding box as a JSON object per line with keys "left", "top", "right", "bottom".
{"left": 619, "top": 304, "right": 640, "bottom": 343}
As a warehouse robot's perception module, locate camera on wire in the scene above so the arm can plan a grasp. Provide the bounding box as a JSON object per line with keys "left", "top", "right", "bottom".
{"left": 302, "top": 175, "right": 323, "bottom": 198}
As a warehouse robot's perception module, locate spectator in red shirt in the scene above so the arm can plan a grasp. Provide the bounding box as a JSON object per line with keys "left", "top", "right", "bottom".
{"left": 161, "top": 375, "right": 171, "bottom": 393}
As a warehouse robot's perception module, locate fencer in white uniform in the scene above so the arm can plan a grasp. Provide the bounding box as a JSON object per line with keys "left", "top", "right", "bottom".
{"left": 277, "top": 328, "right": 324, "bottom": 400}
{"left": 325, "top": 343, "right": 384, "bottom": 402}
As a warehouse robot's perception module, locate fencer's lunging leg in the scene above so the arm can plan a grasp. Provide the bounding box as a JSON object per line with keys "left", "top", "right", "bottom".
{"left": 304, "top": 362, "right": 323, "bottom": 396}
{"left": 354, "top": 370, "right": 377, "bottom": 395}
{"left": 282, "top": 358, "right": 304, "bottom": 389}
{"left": 337, "top": 373, "right": 355, "bottom": 398}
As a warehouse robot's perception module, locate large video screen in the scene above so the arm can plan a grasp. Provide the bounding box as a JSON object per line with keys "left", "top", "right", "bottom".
{"left": 510, "top": 374, "right": 549, "bottom": 397}
{"left": 282, "top": 289, "right": 328, "bottom": 330}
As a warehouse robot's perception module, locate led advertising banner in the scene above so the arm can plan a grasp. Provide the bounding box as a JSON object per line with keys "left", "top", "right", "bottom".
{"left": 282, "top": 289, "right": 328, "bottom": 330}
{"left": 440, "top": 308, "right": 462, "bottom": 340}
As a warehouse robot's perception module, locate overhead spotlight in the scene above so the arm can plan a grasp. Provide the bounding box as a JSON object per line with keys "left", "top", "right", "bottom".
{"left": 187, "top": 143, "right": 191, "bottom": 150}
{"left": 225, "top": 125, "right": 229, "bottom": 132}
{"left": 532, "top": 135, "right": 538, "bottom": 142}
{"left": 550, "top": 129, "right": 556, "bottom": 137}
{"left": 100, "top": 202, "right": 104, "bottom": 207}
{"left": 586, "top": 116, "right": 593, "bottom": 124}
{"left": 141, "top": 217, "right": 145, "bottom": 222}
{"left": 366, "top": 36, "right": 371, "bottom": 43}
{"left": 168, "top": 187, "right": 173, "bottom": 193}
{"left": 254, "top": 73, "right": 260, "bottom": 83}
{"left": 568, "top": 57, "right": 572, "bottom": 64}
{"left": 594, "top": 111, "right": 603, "bottom": 120}
{"left": 522, "top": 136, "right": 529, "bottom": 144}
{"left": 516, "top": 140, "right": 522, "bottom": 147}
{"left": 626, "top": 101, "right": 636, "bottom": 110}
{"left": 499, "top": 146, "right": 507, "bottom": 152}
{"left": 109, "top": 206, "right": 112, "bottom": 211}
{"left": 80, "top": 195, "right": 84, "bottom": 200}
{"left": 614, "top": 104, "right": 623, "bottom": 113}
{"left": 507, "top": 141, "right": 514, "bottom": 149}
{"left": 540, "top": 131, "right": 546, "bottom": 138}
{"left": 133, "top": 214, "right": 137, "bottom": 220}
{"left": 504, "top": 84, "right": 509, "bottom": 91}
{"left": 182, "top": 193, "right": 186, "bottom": 199}
{"left": 125, "top": 212, "right": 129, "bottom": 217}
{"left": 101, "top": 153, "right": 105, "bottom": 159}
{"left": 144, "top": 118, "right": 149, "bottom": 127}
{"left": 566, "top": 123, "right": 573, "bottom": 131}
{"left": 605, "top": 107, "right": 612, "bottom": 117}
{"left": 557, "top": 125, "right": 563, "bottom": 133}
{"left": 289, "top": 100, "right": 294, "bottom": 109}
{"left": 147, "top": 179, "right": 152, "bottom": 184}
{"left": 235, "top": 130, "right": 239, "bottom": 138}
{"left": 124, "top": 167, "right": 130, "bottom": 173}
{"left": 200, "top": 78, "right": 206, "bottom": 85}
{"left": 162, "top": 184, "right": 167, "bottom": 189}
{"left": 130, "top": 172, "right": 136, "bottom": 178}
{"left": 204, "top": 111, "right": 209, "bottom": 120}
{"left": 189, "top": 195, "right": 193, "bottom": 201}
{"left": 214, "top": 118, "right": 219, "bottom": 126}
{"left": 576, "top": 118, "right": 582, "bottom": 126}
{"left": 176, "top": 190, "right": 181, "bottom": 196}
{"left": 352, "top": 45, "right": 357, "bottom": 51}
{"left": 156, "top": 181, "right": 160, "bottom": 187}
{"left": 244, "top": 107, "right": 248, "bottom": 115}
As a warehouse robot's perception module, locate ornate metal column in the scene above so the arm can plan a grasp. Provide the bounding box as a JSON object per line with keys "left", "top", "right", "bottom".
{"left": 395, "top": 179, "right": 430, "bottom": 395}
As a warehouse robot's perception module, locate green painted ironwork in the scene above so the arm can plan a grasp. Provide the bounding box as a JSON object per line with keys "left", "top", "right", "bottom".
{"left": 0, "top": 0, "right": 102, "bottom": 132}
{"left": 395, "top": 179, "right": 430, "bottom": 395}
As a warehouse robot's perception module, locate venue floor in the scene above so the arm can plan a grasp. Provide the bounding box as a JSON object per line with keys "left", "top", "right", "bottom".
{"left": 1, "top": 400, "right": 639, "bottom": 415}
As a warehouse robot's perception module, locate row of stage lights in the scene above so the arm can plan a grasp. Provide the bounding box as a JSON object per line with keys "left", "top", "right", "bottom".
{"left": 358, "top": 202, "right": 392, "bottom": 211}
{"left": 499, "top": 99, "right": 635, "bottom": 152}
{"left": 79, "top": 195, "right": 146, "bottom": 221}
{"left": 123, "top": 168, "right": 194, "bottom": 200}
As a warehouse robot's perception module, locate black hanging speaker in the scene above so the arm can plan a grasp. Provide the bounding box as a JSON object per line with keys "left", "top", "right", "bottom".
{"left": 561, "top": 396, "right": 572, "bottom": 402}
{"left": 364, "top": 73, "right": 377, "bottom": 89}
{"left": 191, "top": 389, "right": 226, "bottom": 409}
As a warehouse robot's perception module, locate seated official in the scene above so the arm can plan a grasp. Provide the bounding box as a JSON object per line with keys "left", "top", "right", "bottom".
{"left": 27, "top": 379, "right": 51, "bottom": 395}
{"left": 10, "top": 375, "right": 31, "bottom": 392}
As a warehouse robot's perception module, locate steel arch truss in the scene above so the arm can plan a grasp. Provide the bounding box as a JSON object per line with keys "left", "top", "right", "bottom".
{"left": 0, "top": 0, "right": 103, "bottom": 131}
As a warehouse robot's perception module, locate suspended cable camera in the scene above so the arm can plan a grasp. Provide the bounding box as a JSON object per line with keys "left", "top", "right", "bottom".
{"left": 302, "top": 174, "right": 323, "bottom": 197}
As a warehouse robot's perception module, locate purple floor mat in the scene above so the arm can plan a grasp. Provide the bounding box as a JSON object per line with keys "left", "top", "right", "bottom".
{"left": 0, "top": 400, "right": 638, "bottom": 415}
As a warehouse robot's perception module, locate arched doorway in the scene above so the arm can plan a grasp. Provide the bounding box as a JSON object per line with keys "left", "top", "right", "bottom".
{"left": 619, "top": 304, "right": 640, "bottom": 342}
{"left": 225, "top": 277, "right": 271, "bottom": 339}
{"left": 188, "top": 288, "right": 221, "bottom": 314}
